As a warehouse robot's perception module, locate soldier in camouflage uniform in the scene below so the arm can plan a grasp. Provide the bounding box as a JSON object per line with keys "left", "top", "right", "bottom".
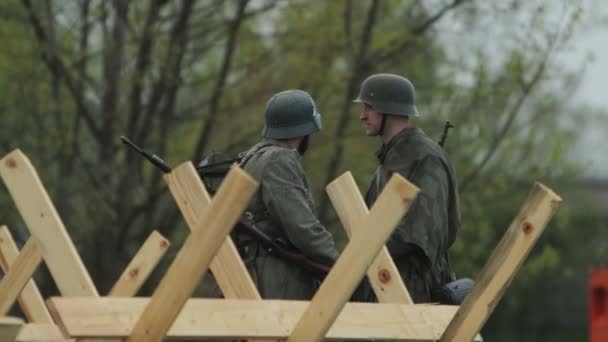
{"left": 239, "top": 89, "right": 339, "bottom": 300}
{"left": 353, "top": 74, "right": 460, "bottom": 303}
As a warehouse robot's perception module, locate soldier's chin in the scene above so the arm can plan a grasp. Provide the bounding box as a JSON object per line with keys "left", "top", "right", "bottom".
{"left": 365, "top": 128, "right": 379, "bottom": 136}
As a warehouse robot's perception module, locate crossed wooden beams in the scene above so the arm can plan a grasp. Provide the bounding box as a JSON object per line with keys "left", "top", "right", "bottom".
{"left": 0, "top": 148, "right": 562, "bottom": 341}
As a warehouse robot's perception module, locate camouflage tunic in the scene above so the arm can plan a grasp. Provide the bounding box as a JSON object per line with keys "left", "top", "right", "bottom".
{"left": 240, "top": 139, "right": 339, "bottom": 300}
{"left": 363, "top": 127, "right": 460, "bottom": 303}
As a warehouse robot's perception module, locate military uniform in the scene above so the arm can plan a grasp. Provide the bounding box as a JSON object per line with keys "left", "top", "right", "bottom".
{"left": 364, "top": 127, "right": 460, "bottom": 302}
{"left": 240, "top": 139, "right": 338, "bottom": 299}
{"left": 352, "top": 74, "right": 461, "bottom": 303}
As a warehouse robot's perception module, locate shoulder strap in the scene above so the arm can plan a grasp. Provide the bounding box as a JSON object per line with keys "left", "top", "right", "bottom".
{"left": 238, "top": 142, "right": 275, "bottom": 168}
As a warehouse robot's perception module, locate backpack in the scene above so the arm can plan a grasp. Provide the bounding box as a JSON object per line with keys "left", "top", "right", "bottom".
{"left": 196, "top": 151, "right": 242, "bottom": 194}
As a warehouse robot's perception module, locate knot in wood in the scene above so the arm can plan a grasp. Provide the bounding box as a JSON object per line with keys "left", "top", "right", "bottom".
{"left": 160, "top": 240, "right": 169, "bottom": 248}
{"left": 129, "top": 267, "right": 140, "bottom": 278}
{"left": 378, "top": 269, "right": 391, "bottom": 284}
{"left": 522, "top": 221, "right": 534, "bottom": 234}
{"left": 5, "top": 158, "right": 16, "bottom": 168}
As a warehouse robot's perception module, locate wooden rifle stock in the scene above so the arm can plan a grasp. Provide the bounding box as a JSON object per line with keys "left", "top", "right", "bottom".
{"left": 237, "top": 214, "right": 331, "bottom": 277}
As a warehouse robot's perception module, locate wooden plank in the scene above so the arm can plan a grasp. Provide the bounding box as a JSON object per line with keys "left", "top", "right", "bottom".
{"left": 326, "top": 171, "right": 413, "bottom": 304}
{"left": 16, "top": 323, "right": 71, "bottom": 341}
{"left": 126, "top": 165, "right": 258, "bottom": 342}
{"left": 0, "top": 316, "right": 23, "bottom": 342}
{"left": 167, "top": 163, "right": 274, "bottom": 342}
{"left": 164, "top": 162, "right": 260, "bottom": 300}
{"left": 0, "top": 226, "right": 53, "bottom": 323}
{"left": 0, "top": 238, "right": 43, "bottom": 316}
{"left": 46, "top": 297, "right": 481, "bottom": 341}
{"left": 0, "top": 149, "right": 98, "bottom": 296}
{"left": 108, "top": 231, "right": 169, "bottom": 297}
{"left": 288, "top": 174, "right": 419, "bottom": 342}
{"left": 440, "top": 182, "right": 562, "bottom": 342}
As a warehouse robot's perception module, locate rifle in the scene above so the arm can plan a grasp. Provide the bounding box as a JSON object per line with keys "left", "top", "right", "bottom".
{"left": 120, "top": 135, "right": 331, "bottom": 278}
{"left": 438, "top": 121, "right": 454, "bottom": 148}
{"left": 239, "top": 213, "right": 331, "bottom": 276}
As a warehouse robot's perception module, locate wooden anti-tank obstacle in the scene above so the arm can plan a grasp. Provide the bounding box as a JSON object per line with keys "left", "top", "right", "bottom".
{"left": 0, "top": 149, "right": 562, "bottom": 341}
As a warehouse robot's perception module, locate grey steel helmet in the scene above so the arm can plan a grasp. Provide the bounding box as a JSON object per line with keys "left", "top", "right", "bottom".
{"left": 262, "top": 89, "right": 322, "bottom": 139}
{"left": 353, "top": 73, "right": 420, "bottom": 117}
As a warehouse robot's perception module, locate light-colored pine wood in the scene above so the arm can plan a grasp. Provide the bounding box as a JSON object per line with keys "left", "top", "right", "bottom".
{"left": 288, "top": 174, "right": 419, "bottom": 342}
{"left": 0, "top": 239, "right": 43, "bottom": 316}
{"left": 126, "top": 165, "right": 258, "bottom": 342}
{"left": 167, "top": 164, "right": 274, "bottom": 342}
{"left": 109, "top": 231, "right": 169, "bottom": 297}
{"left": 0, "top": 316, "right": 23, "bottom": 342}
{"left": 326, "top": 171, "right": 413, "bottom": 304}
{"left": 164, "top": 162, "right": 260, "bottom": 300}
{"left": 46, "top": 297, "right": 483, "bottom": 340}
{"left": 0, "top": 226, "right": 53, "bottom": 323}
{"left": 16, "top": 323, "right": 70, "bottom": 341}
{"left": 440, "top": 182, "right": 562, "bottom": 342}
{"left": 0, "top": 149, "right": 98, "bottom": 296}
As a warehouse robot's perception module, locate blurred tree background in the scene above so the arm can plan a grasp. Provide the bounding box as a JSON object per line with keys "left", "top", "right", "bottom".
{"left": 0, "top": 0, "right": 606, "bottom": 341}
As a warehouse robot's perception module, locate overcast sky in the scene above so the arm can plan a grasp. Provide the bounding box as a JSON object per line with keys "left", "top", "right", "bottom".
{"left": 435, "top": 1, "right": 608, "bottom": 177}
{"left": 566, "top": 7, "right": 608, "bottom": 177}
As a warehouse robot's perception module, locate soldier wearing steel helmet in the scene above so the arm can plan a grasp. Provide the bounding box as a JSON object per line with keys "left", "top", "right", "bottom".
{"left": 238, "top": 89, "right": 339, "bottom": 300}
{"left": 353, "top": 74, "right": 461, "bottom": 303}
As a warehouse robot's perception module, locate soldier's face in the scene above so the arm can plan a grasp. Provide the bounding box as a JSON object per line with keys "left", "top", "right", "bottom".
{"left": 360, "top": 103, "right": 383, "bottom": 136}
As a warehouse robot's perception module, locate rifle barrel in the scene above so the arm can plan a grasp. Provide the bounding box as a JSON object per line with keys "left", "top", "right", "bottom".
{"left": 120, "top": 135, "right": 172, "bottom": 173}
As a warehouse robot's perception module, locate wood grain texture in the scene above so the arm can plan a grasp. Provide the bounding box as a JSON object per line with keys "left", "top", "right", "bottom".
{"left": 288, "top": 174, "right": 419, "bottom": 342}
{"left": 46, "top": 297, "right": 482, "bottom": 341}
{"left": 326, "top": 171, "right": 413, "bottom": 304}
{"left": 0, "top": 225, "right": 53, "bottom": 323}
{"left": 16, "top": 323, "right": 70, "bottom": 341}
{"left": 164, "top": 162, "right": 260, "bottom": 300}
{"left": 0, "top": 149, "right": 97, "bottom": 296}
{"left": 440, "top": 182, "right": 561, "bottom": 342}
{"left": 0, "top": 238, "right": 42, "bottom": 316}
{"left": 126, "top": 165, "right": 257, "bottom": 342}
{"left": 109, "top": 231, "right": 169, "bottom": 297}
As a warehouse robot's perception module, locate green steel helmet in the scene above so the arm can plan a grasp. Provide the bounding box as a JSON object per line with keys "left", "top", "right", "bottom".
{"left": 353, "top": 73, "right": 420, "bottom": 117}
{"left": 262, "top": 89, "right": 322, "bottom": 139}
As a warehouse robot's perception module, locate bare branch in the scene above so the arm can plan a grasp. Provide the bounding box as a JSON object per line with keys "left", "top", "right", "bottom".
{"left": 114, "top": 0, "right": 196, "bottom": 248}
{"left": 459, "top": 29, "right": 562, "bottom": 191}
{"left": 76, "top": 0, "right": 92, "bottom": 90}
{"left": 139, "top": 0, "right": 197, "bottom": 144}
{"left": 192, "top": 0, "right": 251, "bottom": 159}
{"left": 319, "top": 0, "right": 379, "bottom": 221}
{"left": 126, "top": 0, "right": 169, "bottom": 140}
{"left": 20, "top": 0, "right": 101, "bottom": 140}
{"left": 375, "top": 0, "right": 471, "bottom": 63}
{"left": 343, "top": 0, "right": 354, "bottom": 57}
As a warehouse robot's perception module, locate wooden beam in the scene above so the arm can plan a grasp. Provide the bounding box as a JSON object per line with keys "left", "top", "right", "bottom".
{"left": 126, "top": 165, "right": 257, "bottom": 342}
{"left": 16, "top": 323, "right": 70, "bottom": 341}
{"left": 109, "top": 231, "right": 169, "bottom": 297}
{"left": 440, "top": 182, "right": 562, "bottom": 342}
{"left": 166, "top": 163, "right": 273, "bottom": 342}
{"left": 0, "top": 238, "right": 43, "bottom": 316}
{"left": 326, "top": 171, "right": 413, "bottom": 304}
{"left": 164, "top": 162, "right": 260, "bottom": 300}
{"left": 0, "top": 226, "right": 53, "bottom": 323}
{"left": 288, "top": 174, "right": 419, "bottom": 341}
{"left": 0, "top": 149, "right": 97, "bottom": 296}
{"left": 46, "top": 297, "right": 481, "bottom": 341}
{"left": 0, "top": 316, "right": 23, "bottom": 342}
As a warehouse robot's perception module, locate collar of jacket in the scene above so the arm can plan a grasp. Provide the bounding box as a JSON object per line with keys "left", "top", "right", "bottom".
{"left": 260, "top": 138, "right": 300, "bottom": 155}
{"left": 375, "top": 126, "right": 421, "bottom": 164}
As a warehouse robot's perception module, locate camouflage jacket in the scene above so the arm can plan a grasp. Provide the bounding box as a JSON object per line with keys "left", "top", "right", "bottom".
{"left": 364, "top": 127, "right": 460, "bottom": 302}
{"left": 239, "top": 139, "right": 339, "bottom": 299}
